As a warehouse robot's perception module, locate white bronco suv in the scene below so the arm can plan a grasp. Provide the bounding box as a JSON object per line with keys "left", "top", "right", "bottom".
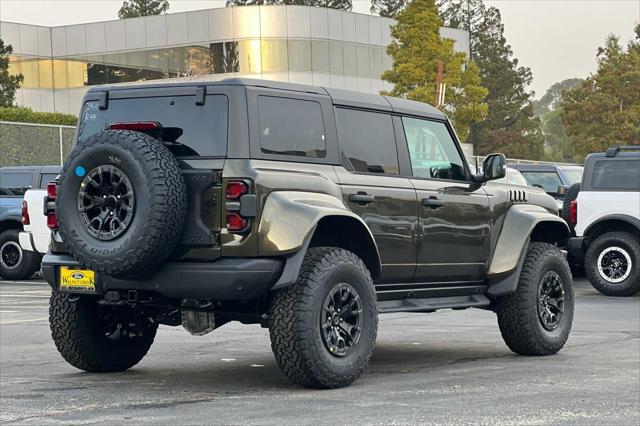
{"left": 566, "top": 146, "right": 640, "bottom": 296}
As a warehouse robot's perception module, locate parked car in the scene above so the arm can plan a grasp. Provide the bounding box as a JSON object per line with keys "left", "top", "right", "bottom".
{"left": 20, "top": 188, "right": 56, "bottom": 255}
{"left": 512, "top": 164, "right": 584, "bottom": 208}
{"left": 0, "top": 166, "right": 60, "bottom": 280}
{"left": 42, "top": 78, "right": 573, "bottom": 389}
{"left": 474, "top": 166, "right": 531, "bottom": 188}
{"left": 567, "top": 146, "right": 640, "bottom": 296}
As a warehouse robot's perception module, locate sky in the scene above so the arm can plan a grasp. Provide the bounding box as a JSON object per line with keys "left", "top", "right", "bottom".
{"left": 1, "top": 0, "right": 638, "bottom": 97}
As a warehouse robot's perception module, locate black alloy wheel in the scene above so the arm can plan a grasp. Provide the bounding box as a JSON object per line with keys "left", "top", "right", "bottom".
{"left": 0, "top": 241, "right": 22, "bottom": 271}
{"left": 537, "top": 271, "right": 566, "bottom": 331}
{"left": 320, "top": 283, "right": 363, "bottom": 357}
{"left": 77, "top": 165, "right": 135, "bottom": 241}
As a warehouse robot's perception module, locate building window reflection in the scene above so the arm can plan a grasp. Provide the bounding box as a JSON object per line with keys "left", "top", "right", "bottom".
{"left": 8, "top": 40, "right": 390, "bottom": 90}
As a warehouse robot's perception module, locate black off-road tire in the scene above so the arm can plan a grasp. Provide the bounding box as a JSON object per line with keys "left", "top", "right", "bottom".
{"left": 49, "top": 291, "right": 157, "bottom": 372}
{"left": 585, "top": 232, "right": 640, "bottom": 297}
{"left": 269, "top": 247, "right": 378, "bottom": 389}
{"left": 57, "top": 130, "right": 187, "bottom": 276}
{"left": 561, "top": 183, "right": 580, "bottom": 233}
{"left": 494, "top": 242, "right": 574, "bottom": 356}
{"left": 0, "top": 229, "right": 41, "bottom": 280}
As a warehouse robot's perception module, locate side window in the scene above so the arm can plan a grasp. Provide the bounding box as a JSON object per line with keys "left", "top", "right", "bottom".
{"left": 39, "top": 173, "right": 59, "bottom": 189}
{"left": 336, "top": 108, "right": 399, "bottom": 175}
{"left": 0, "top": 172, "right": 33, "bottom": 196}
{"left": 521, "top": 172, "right": 563, "bottom": 193}
{"left": 257, "top": 96, "right": 326, "bottom": 158}
{"left": 591, "top": 160, "right": 640, "bottom": 190}
{"left": 403, "top": 117, "right": 467, "bottom": 181}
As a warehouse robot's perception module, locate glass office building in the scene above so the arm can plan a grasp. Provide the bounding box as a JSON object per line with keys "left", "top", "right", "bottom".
{"left": 1, "top": 6, "right": 470, "bottom": 114}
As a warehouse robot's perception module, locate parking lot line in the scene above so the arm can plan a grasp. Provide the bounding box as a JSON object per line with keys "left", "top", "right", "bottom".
{"left": 0, "top": 317, "right": 49, "bottom": 325}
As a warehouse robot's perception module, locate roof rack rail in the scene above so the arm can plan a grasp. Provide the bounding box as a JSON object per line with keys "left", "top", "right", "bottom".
{"left": 605, "top": 145, "right": 640, "bottom": 157}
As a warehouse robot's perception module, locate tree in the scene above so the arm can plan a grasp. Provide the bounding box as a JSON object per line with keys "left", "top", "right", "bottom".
{"left": 118, "top": 0, "right": 169, "bottom": 19}
{"left": 533, "top": 78, "right": 583, "bottom": 116}
{"left": 370, "top": 0, "right": 407, "bottom": 18}
{"left": 439, "top": 1, "right": 543, "bottom": 159}
{"left": 0, "top": 39, "right": 23, "bottom": 107}
{"left": 561, "top": 25, "right": 640, "bottom": 159}
{"left": 226, "top": 0, "right": 352, "bottom": 9}
{"left": 382, "top": 0, "right": 488, "bottom": 142}
{"left": 532, "top": 78, "right": 583, "bottom": 162}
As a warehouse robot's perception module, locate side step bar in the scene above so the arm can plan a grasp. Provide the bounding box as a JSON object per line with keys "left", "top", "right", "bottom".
{"left": 377, "top": 294, "right": 490, "bottom": 314}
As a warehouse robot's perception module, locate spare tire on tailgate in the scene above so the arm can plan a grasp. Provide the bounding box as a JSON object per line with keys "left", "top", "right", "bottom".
{"left": 57, "top": 130, "right": 187, "bottom": 276}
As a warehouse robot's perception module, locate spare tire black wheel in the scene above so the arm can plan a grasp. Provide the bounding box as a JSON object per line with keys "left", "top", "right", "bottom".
{"left": 57, "top": 130, "right": 187, "bottom": 276}
{"left": 561, "top": 183, "right": 580, "bottom": 233}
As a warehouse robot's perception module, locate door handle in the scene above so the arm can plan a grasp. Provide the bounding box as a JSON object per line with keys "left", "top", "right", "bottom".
{"left": 349, "top": 193, "right": 376, "bottom": 204}
{"left": 422, "top": 196, "right": 445, "bottom": 209}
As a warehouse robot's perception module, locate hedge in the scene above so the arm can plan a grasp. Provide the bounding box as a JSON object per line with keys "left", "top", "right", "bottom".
{"left": 0, "top": 106, "right": 78, "bottom": 126}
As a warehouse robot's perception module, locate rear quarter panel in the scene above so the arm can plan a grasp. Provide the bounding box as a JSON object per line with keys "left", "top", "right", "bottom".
{"left": 575, "top": 191, "right": 640, "bottom": 236}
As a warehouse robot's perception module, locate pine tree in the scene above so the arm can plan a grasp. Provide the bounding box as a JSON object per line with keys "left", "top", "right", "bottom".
{"left": 118, "top": 0, "right": 169, "bottom": 19}
{"left": 382, "top": 0, "right": 487, "bottom": 142}
{"left": 0, "top": 39, "right": 23, "bottom": 107}
{"left": 533, "top": 78, "right": 583, "bottom": 116}
{"left": 561, "top": 25, "right": 640, "bottom": 159}
{"left": 439, "top": 1, "right": 543, "bottom": 159}
{"left": 370, "top": 0, "right": 408, "bottom": 18}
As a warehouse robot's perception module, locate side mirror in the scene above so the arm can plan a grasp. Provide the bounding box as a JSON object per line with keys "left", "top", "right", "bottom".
{"left": 480, "top": 153, "right": 507, "bottom": 182}
{"left": 557, "top": 185, "right": 568, "bottom": 196}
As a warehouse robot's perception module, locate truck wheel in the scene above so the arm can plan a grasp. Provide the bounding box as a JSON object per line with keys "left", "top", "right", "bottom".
{"left": 269, "top": 247, "right": 378, "bottom": 389}
{"left": 585, "top": 232, "right": 640, "bottom": 297}
{"left": 494, "top": 242, "right": 574, "bottom": 356}
{"left": 0, "top": 229, "right": 41, "bottom": 280}
{"left": 56, "top": 130, "right": 187, "bottom": 276}
{"left": 49, "top": 291, "right": 157, "bottom": 372}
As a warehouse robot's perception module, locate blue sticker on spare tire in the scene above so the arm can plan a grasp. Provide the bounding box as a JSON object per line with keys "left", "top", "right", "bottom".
{"left": 75, "top": 166, "right": 86, "bottom": 177}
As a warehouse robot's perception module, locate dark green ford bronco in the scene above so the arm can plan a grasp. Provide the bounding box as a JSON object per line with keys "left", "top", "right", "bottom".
{"left": 42, "top": 79, "right": 573, "bottom": 388}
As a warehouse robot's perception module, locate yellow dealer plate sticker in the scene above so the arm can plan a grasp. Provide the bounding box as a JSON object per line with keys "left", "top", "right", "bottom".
{"left": 59, "top": 266, "right": 95, "bottom": 292}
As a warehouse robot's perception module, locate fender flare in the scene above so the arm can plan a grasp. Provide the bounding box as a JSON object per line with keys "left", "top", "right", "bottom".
{"left": 583, "top": 214, "right": 640, "bottom": 236}
{"left": 487, "top": 204, "right": 569, "bottom": 297}
{"left": 258, "top": 191, "right": 381, "bottom": 289}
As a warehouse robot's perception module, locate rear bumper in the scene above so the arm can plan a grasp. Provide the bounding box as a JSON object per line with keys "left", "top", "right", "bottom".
{"left": 567, "top": 236, "right": 585, "bottom": 260}
{"left": 41, "top": 254, "right": 284, "bottom": 300}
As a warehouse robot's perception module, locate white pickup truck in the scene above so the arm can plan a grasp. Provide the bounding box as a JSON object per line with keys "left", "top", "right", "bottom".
{"left": 19, "top": 188, "right": 52, "bottom": 255}
{"left": 566, "top": 146, "right": 640, "bottom": 296}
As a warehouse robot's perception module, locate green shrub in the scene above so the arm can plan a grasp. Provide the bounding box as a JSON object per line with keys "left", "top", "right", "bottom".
{"left": 0, "top": 106, "right": 77, "bottom": 126}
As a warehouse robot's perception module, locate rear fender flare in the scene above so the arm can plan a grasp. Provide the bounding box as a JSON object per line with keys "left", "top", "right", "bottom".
{"left": 258, "top": 191, "right": 381, "bottom": 289}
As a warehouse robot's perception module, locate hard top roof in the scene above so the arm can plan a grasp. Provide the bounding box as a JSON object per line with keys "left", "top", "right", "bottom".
{"left": 85, "top": 78, "right": 446, "bottom": 120}
{"left": 511, "top": 164, "right": 582, "bottom": 172}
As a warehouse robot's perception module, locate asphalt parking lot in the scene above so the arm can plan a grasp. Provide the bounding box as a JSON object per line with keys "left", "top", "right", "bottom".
{"left": 0, "top": 277, "right": 638, "bottom": 425}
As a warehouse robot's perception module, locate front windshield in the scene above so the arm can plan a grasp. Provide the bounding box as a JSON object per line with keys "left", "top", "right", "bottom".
{"left": 562, "top": 168, "right": 583, "bottom": 185}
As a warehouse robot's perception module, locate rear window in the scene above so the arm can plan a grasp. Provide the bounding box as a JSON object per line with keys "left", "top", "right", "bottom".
{"left": 336, "top": 108, "right": 399, "bottom": 175}
{"left": 591, "top": 160, "right": 640, "bottom": 190}
{"left": 78, "top": 95, "right": 228, "bottom": 157}
{"left": 0, "top": 172, "right": 32, "bottom": 196}
{"left": 257, "top": 96, "right": 326, "bottom": 158}
{"left": 39, "top": 173, "right": 59, "bottom": 188}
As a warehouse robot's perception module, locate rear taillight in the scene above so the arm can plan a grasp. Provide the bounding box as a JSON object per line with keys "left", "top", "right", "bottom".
{"left": 46, "top": 182, "right": 58, "bottom": 229}
{"left": 108, "top": 121, "right": 160, "bottom": 131}
{"left": 226, "top": 212, "right": 248, "bottom": 232}
{"left": 47, "top": 182, "right": 57, "bottom": 199}
{"left": 226, "top": 181, "right": 248, "bottom": 200}
{"left": 570, "top": 200, "right": 577, "bottom": 225}
{"left": 22, "top": 200, "right": 30, "bottom": 225}
{"left": 47, "top": 213, "right": 58, "bottom": 229}
{"left": 225, "top": 180, "right": 251, "bottom": 233}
